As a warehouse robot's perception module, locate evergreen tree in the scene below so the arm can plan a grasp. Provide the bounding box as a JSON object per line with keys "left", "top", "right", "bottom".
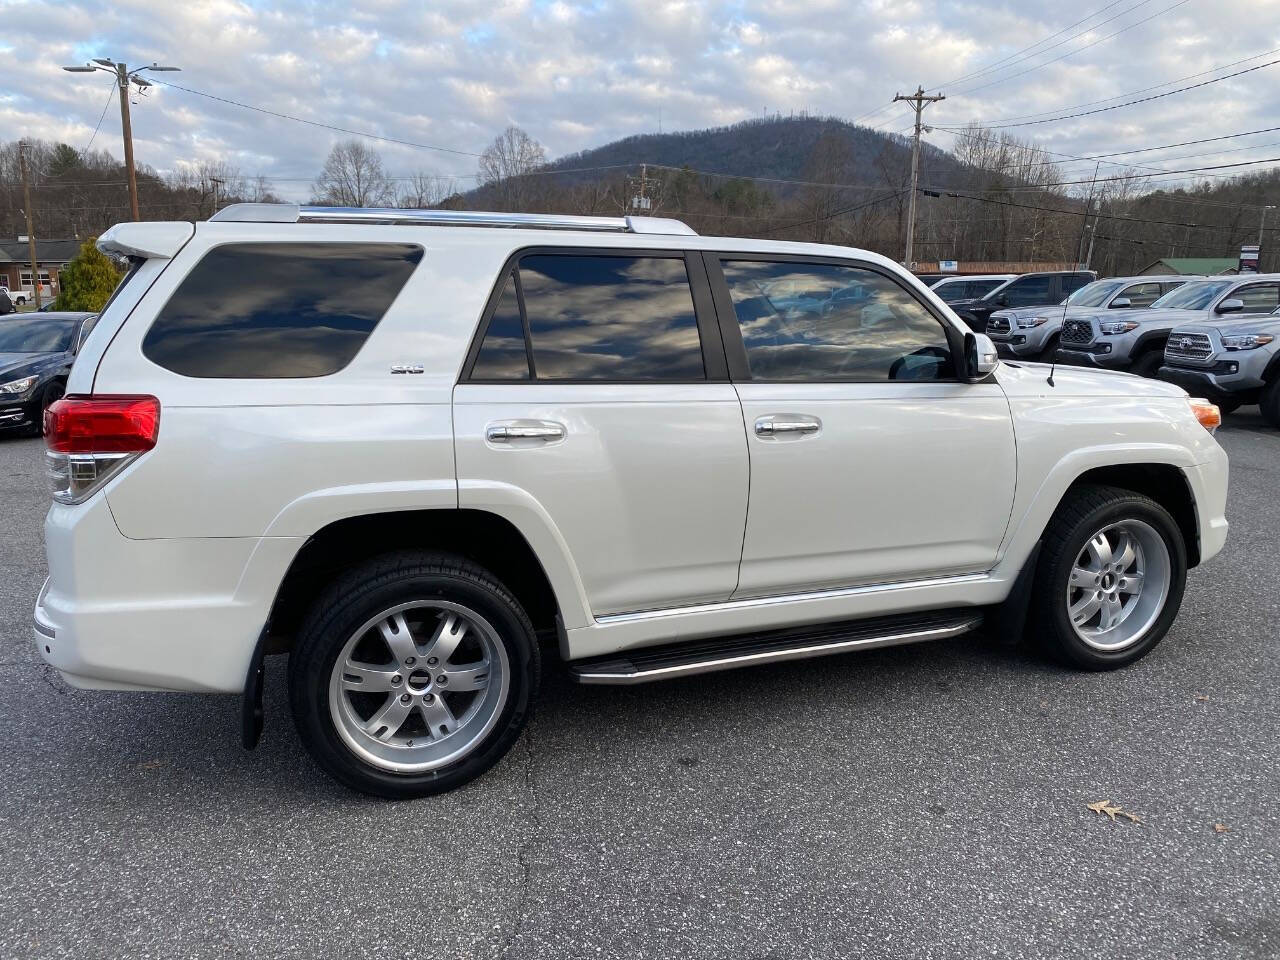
{"left": 54, "top": 238, "right": 123, "bottom": 311}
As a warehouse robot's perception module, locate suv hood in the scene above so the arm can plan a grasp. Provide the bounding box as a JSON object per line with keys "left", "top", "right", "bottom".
{"left": 996, "top": 357, "right": 1186, "bottom": 399}
{"left": 1108, "top": 307, "right": 1202, "bottom": 327}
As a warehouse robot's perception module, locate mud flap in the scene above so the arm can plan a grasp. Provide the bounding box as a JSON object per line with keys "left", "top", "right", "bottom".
{"left": 241, "top": 627, "right": 269, "bottom": 750}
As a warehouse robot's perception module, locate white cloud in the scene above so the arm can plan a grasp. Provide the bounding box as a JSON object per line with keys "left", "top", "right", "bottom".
{"left": 0, "top": 0, "right": 1276, "bottom": 203}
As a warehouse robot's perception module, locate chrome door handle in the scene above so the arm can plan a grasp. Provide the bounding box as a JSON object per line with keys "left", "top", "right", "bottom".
{"left": 486, "top": 422, "right": 565, "bottom": 443}
{"left": 754, "top": 415, "right": 821, "bottom": 437}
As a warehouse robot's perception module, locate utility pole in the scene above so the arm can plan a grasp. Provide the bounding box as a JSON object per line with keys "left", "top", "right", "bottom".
{"left": 628, "top": 163, "right": 652, "bottom": 213}
{"left": 1074, "top": 162, "right": 1101, "bottom": 269}
{"left": 893, "top": 86, "right": 944, "bottom": 269}
{"left": 210, "top": 176, "right": 225, "bottom": 217}
{"left": 61, "top": 59, "right": 181, "bottom": 222}
{"left": 1260, "top": 205, "right": 1276, "bottom": 272}
{"left": 18, "top": 141, "right": 41, "bottom": 310}
{"left": 114, "top": 62, "right": 140, "bottom": 221}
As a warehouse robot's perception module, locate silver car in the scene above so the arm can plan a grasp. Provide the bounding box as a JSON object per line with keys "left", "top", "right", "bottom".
{"left": 1057, "top": 274, "right": 1280, "bottom": 377}
{"left": 986, "top": 275, "right": 1191, "bottom": 362}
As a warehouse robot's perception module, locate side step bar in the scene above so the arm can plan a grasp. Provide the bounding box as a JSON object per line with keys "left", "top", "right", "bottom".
{"left": 569, "top": 609, "right": 983, "bottom": 685}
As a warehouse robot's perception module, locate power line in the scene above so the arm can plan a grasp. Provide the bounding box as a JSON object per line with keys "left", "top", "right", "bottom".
{"left": 960, "top": 57, "right": 1280, "bottom": 129}
{"left": 82, "top": 81, "right": 117, "bottom": 155}
{"left": 148, "top": 78, "right": 485, "bottom": 158}
{"left": 928, "top": 0, "right": 1139, "bottom": 89}
{"left": 954, "top": 46, "right": 1280, "bottom": 126}
{"left": 953, "top": 0, "right": 1191, "bottom": 97}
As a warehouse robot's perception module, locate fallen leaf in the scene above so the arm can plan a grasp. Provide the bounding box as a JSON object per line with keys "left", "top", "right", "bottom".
{"left": 1087, "top": 800, "right": 1141, "bottom": 823}
{"left": 1194, "top": 694, "right": 1210, "bottom": 703}
{"left": 1213, "top": 823, "right": 1230, "bottom": 834}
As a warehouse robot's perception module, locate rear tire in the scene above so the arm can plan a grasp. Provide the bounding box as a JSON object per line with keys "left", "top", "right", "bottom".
{"left": 1029, "top": 484, "right": 1186, "bottom": 670}
{"left": 1261, "top": 379, "right": 1280, "bottom": 429}
{"left": 289, "top": 551, "right": 540, "bottom": 798}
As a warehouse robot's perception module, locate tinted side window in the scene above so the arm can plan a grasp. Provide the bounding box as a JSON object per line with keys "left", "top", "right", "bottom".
{"left": 471, "top": 272, "right": 530, "bottom": 380}
{"left": 1062, "top": 274, "right": 1093, "bottom": 295}
{"left": 1003, "top": 275, "right": 1055, "bottom": 307}
{"left": 968, "top": 279, "right": 1006, "bottom": 298}
{"left": 1121, "top": 282, "right": 1163, "bottom": 307}
{"left": 721, "top": 260, "right": 955, "bottom": 382}
{"left": 1235, "top": 283, "right": 1280, "bottom": 313}
{"left": 143, "top": 243, "right": 421, "bottom": 378}
{"left": 517, "top": 254, "right": 704, "bottom": 381}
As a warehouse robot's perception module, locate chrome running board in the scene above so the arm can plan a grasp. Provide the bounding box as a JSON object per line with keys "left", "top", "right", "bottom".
{"left": 569, "top": 610, "right": 982, "bottom": 685}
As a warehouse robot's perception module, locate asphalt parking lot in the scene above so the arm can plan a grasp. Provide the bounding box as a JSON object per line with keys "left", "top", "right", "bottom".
{"left": 1, "top": 418, "right": 1277, "bottom": 960}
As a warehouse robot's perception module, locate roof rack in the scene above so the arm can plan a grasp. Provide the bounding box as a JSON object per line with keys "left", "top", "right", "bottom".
{"left": 208, "top": 203, "right": 698, "bottom": 236}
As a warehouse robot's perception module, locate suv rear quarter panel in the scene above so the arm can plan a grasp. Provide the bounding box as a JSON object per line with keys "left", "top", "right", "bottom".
{"left": 91, "top": 223, "right": 515, "bottom": 540}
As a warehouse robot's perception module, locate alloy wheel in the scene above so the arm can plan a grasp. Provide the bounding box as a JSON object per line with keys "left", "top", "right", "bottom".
{"left": 1065, "top": 519, "right": 1171, "bottom": 652}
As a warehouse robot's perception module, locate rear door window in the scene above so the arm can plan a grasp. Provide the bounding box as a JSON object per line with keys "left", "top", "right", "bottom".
{"left": 142, "top": 243, "right": 422, "bottom": 378}
{"left": 470, "top": 254, "right": 705, "bottom": 381}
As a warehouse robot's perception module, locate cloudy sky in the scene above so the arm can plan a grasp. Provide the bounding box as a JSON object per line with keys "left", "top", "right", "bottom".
{"left": 3, "top": 0, "right": 1279, "bottom": 200}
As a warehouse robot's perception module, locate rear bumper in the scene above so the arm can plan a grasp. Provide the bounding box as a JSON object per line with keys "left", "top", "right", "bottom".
{"left": 35, "top": 494, "right": 303, "bottom": 692}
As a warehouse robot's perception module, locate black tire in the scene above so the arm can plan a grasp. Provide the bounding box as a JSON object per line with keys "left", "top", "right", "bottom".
{"left": 288, "top": 551, "right": 540, "bottom": 798}
{"left": 1215, "top": 398, "right": 1241, "bottom": 416}
{"left": 1029, "top": 484, "right": 1187, "bottom": 671}
{"left": 1038, "top": 335, "right": 1060, "bottom": 363}
{"left": 1261, "top": 379, "right": 1280, "bottom": 429}
{"left": 28, "top": 380, "right": 64, "bottom": 437}
{"left": 1130, "top": 350, "right": 1163, "bottom": 379}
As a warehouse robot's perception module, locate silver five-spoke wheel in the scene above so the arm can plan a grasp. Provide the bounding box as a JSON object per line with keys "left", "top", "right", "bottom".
{"left": 328, "top": 600, "right": 511, "bottom": 773}
{"left": 1065, "top": 519, "right": 1171, "bottom": 652}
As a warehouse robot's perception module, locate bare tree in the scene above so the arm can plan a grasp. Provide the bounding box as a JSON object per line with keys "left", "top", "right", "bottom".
{"left": 478, "top": 126, "right": 547, "bottom": 209}
{"left": 312, "top": 139, "right": 394, "bottom": 207}
{"left": 397, "top": 171, "right": 460, "bottom": 209}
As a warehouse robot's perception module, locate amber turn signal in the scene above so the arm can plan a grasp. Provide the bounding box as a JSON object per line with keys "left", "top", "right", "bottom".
{"left": 1188, "top": 398, "right": 1221, "bottom": 434}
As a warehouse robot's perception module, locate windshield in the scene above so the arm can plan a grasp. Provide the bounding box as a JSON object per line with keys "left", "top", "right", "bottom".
{"left": 1065, "top": 279, "right": 1125, "bottom": 308}
{"left": 0, "top": 318, "right": 75, "bottom": 353}
{"left": 1151, "top": 280, "right": 1232, "bottom": 310}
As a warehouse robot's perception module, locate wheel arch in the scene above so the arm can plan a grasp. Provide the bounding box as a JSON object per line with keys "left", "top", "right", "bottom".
{"left": 264, "top": 509, "right": 573, "bottom": 654}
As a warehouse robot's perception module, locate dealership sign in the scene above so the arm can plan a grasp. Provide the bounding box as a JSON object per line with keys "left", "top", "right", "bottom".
{"left": 1239, "top": 244, "right": 1260, "bottom": 274}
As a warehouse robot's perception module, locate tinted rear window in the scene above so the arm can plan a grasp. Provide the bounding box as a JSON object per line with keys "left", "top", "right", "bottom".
{"left": 142, "top": 242, "right": 422, "bottom": 378}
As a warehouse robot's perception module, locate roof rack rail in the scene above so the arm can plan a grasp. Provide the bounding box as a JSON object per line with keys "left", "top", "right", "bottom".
{"left": 208, "top": 203, "right": 698, "bottom": 236}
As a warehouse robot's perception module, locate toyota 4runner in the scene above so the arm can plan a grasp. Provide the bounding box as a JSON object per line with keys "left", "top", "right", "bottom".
{"left": 34, "top": 205, "right": 1229, "bottom": 798}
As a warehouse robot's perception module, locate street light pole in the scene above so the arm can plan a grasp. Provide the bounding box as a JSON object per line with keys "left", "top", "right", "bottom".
{"left": 61, "top": 59, "right": 181, "bottom": 222}
{"left": 115, "top": 63, "right": 140, "bottom": 221}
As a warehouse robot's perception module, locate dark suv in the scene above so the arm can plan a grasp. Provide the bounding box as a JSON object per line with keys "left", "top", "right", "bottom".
{"left": 947, "top": 271, "right": 1096, "bottom": 333}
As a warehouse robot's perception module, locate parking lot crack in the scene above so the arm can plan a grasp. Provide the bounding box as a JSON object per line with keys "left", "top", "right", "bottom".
{"left": 498, "top": 724, "right": 539, "bottom": 960}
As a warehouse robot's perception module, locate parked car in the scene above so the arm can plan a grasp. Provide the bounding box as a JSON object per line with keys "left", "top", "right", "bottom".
{"left": 1057, "top": 274, "right": 1280, "bottom": 378}
{"left": 0, "top": 312, "right": 96, "bottom": 435}
{"left": 1159, "top": 305, "right": 1280, "bottom": 424}
{"left": 1, "top": 284, "right": 52, "bottom": 306}
{"left": 947, "top": 270, "right": 1097, "bottom": 333}
{"left": 987, "top": 276, "right": 1194, "bottom": 362}
{"left": 35, "top": 205, "right": 1228, "bottom": 799}
{"left": 929, "top": 274, "right": 1016, "bottom": 304}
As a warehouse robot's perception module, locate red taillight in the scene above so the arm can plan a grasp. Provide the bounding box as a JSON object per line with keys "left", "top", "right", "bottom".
{"left": 45, "top": 395, "right": 161, "bottom": 454}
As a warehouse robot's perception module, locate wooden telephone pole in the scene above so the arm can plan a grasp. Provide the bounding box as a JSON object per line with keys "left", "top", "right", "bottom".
{"left": 893, "top": 86, "right": 944, "bottom": 269}
{"left": 18, "top": 140, "right": 42, "bottom": 309}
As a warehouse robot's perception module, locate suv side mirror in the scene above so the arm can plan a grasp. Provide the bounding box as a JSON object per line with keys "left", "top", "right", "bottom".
{"left": 964, "top": 332, "right": 999, "bottom": 381}
{"left": 1216, "top": 298, "right": 1244, "bottom": 314}
{"left": 1109, "top": 297, "right": 1131, "bottom": 309}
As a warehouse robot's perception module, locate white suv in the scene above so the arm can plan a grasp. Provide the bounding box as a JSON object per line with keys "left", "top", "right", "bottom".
{"left": 34, "top": 204, "right": 1230, "bottom": 798}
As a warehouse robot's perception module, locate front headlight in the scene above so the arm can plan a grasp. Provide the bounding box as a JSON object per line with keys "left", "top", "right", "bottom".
{"left": 1099, "top": 320, "right": 1140, "bottom": 335}
{"left": 1220, "top": 333, "right": 1274, "bottom": 350}
{"left": 0, "top": 375, "right": 38, "bottom": 396}
{"left": 1015, "top": 316, "right": 1050, "bottom": 329}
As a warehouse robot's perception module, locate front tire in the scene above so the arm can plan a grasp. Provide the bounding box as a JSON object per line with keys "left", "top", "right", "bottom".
{"left": 289, "top": 552, "right": 540, "bottom": 798}
{"left": 1029, "top": 485, "right": 1187, "bottom": 670}
{"left": 1130, "top": 350, "right": 1162, "bottom": 379}
{"left": 1261, "top": 379, "right": 1280, "bottom": 429}
{"left": 28, "top": 381, "right": 64, "bottom": 436}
